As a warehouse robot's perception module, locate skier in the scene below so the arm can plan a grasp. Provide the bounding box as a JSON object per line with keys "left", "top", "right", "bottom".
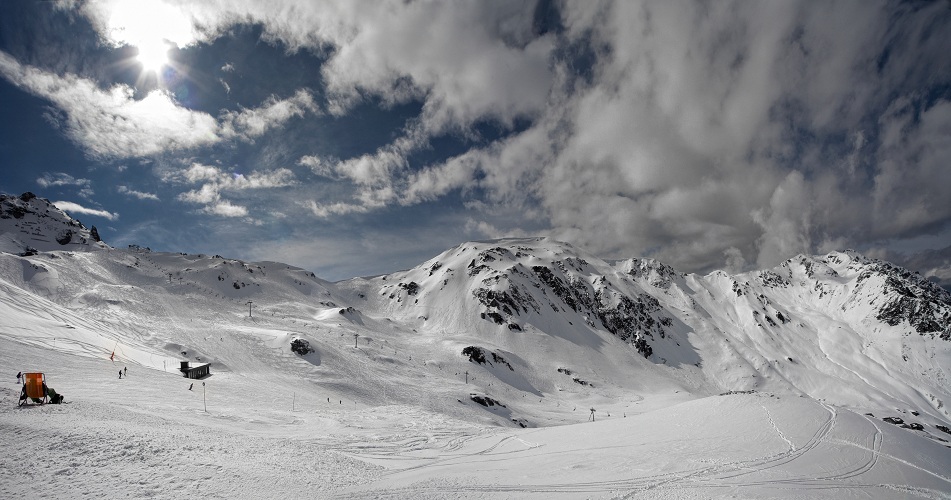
{"left": 16, "top": 371, "right": 21, "bottom": 384}
{"left": 123, "top": 367, "right": 127, "bottom": 377}
{"left": 118, "top": 369, "right": 122, "bottom": 379}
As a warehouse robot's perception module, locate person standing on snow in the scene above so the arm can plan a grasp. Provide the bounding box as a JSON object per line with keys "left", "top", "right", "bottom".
{"left": 118, "top": 369, "right": 122, "bottom": 379}
{"left": 123, "top": 367, "right": 127, "bottom": 377}
{"left": 16, "top": 371, "right": 21, "bottom": 384}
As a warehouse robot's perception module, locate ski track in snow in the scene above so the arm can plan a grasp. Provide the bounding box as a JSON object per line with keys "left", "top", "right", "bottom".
{"left": 339, "top": 398, "right": 951, "bottom": 499}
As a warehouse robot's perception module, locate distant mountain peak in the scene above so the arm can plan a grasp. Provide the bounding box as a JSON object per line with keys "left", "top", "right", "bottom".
{"left": 0, "top": 192, "right": 107, "bottom": 254}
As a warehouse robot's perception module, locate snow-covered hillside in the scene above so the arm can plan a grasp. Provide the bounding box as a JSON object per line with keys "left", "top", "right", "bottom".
{"left": 2, "top": 193, "right": 950, "bottom": 498}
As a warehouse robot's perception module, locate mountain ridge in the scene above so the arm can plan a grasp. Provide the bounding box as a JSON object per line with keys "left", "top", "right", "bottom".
{"left": 1, "top": 192, "right": 950, "bottom": 436}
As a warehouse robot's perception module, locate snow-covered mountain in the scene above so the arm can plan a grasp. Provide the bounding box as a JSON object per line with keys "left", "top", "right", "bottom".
{"left": 2, "top": 192, "right": 950, "bottom": 498}
{"left": 0, "top": 192, "right": 106, "bottom": 254}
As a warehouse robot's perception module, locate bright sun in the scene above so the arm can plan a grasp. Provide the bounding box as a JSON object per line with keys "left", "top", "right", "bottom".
{"left": 136, "top": 40, "right": 170, "bottom": 72}
{"left": 101, "top": 0, "right": 193, "bottom": 75}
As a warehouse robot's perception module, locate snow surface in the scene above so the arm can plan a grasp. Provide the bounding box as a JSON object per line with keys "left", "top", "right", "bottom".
{"left": 1, "top": 197, "right": 950, "bottom": 498}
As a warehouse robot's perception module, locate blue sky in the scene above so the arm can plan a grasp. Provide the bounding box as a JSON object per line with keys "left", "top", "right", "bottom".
{"left": 1, "top": 1, "right": 950, "bottom": 283}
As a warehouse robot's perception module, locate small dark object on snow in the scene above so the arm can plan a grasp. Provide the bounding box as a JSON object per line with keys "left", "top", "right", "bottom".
{"left": 291, "top": 338, "right": 314, "bottom": 355}
{"left": 470, "top": 394, "right": 505, "bottom": 408}
{"left": 188, "top": 383, "right": 193, "bottom": 390}
{"left": 882, "top": 417, "right": 904, "bottom": 425}
{"left": 47, "top": 387, "right": 64, "bottom": 404}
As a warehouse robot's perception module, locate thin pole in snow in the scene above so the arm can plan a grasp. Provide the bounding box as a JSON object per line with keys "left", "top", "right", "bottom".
{"left": 465, "top": 371, "right": 469, "bottom": 384}
{"left": 203, "top": 382, "right": 207, "bottom": 412}
{"left": 246, "top": 300, "right": 253, "bottom": 317}
{"left": 354, "top": 333, "right": 359, "bottom": 348}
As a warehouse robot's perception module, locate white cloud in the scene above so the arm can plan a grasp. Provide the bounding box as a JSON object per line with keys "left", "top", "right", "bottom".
{"left": 0, "top": 51, "right": 219, "bottom": 157}
{"left": 36, "top": 172, "right": 95, "bottom": 200}
{"left": 463, "top": 218, "right": 530, "bottom": 241}
{"left": 297, "top": 155, "right": 337, "bottom": 179}
{"left": 82, "top": 0, "right": 198, "bottom": 50}
{"left": 303, "top": 200, "right": 369, "bottom": 218}
{"left": 179, "top": 183, "right": 219, "bottom": 205}
{"left": 0, "top": 51, "right": 316, "bottom": 159}
{"left": 206, "top": 200, "right": 248, "bottom": 218}
{"left": 478, "top": 1, "right": 951, "bottom": 273}
{"left": 25, "top": 1, "right": 951, "bottom": 274}
{"left": 36, "top": 172, "right": 88, "bottom": 188}
{"left": 178, "top": 163, "right": 296, "bottom": 190}
{"left": 176, "top": 163, "right": 296, "bottom": 217}
{"left": 871, "top": 99, "right": 951, "bottom": 238}
{"left": 183, "top": 163, "right": 222, "bottom": 183}
{"left": 52, "top": 200, "right": 118, "bottom": 221}
{"left": 117, "top": 185, "right": 160, "bottom": 201}
{"left": 316, "top": 1, "right": 554, "bottom": 133}
{"left": 220, "top": 89, "right": 318, "bottom": 141}
{"left": 129, "top": 1, "right": 552, "bottom": 132}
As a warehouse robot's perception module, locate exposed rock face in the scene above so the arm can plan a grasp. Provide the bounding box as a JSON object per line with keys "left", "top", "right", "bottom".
{"left": 462, "top": 346, "right": 513, "bottom": 371}
{"left": 56, "top": 229, "right": 74, "bottom": 245}
{"left": 290, "top": 338, "right": 314, "bottom": 355}
{"left": 465, "top": 253, "right": 673, "bottom": 359}
{"left": 470, "top": 394, "right": 505, "bottom": 408}
{"left": 399, "top": 281, "right": 419, "bottom": 295}
{"left": 868, "top": 263, "right": 951, "bottom": 339}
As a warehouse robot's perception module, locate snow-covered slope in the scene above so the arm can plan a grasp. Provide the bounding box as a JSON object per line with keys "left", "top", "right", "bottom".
{"left": 2, "top": 194, "right": 950, "bottom": 498}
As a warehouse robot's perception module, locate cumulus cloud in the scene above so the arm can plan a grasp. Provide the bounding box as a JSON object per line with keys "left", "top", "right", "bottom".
{"left": 0, "top": 50, "right": 316, "bottom": 159}
{"left": 127, "top": 1, "right": 552, "bottom": 130}
{"left": 205, "top": 200, "right": 248, "bottom": 218}
{"left": 400, "top": 1, "right": 951, "bottom": 273}
{"left": 175, "top": 163, "right": 296, "bottom": 218}
{"left": 35, "top": 1, "right": 951, "bottom": 274}
{"left": 220, "top": 88, "right": 318, "bottom": 141}
{"left": 0, "top": 51, "right": 219, "bottom": 158}
{"left": 52, "top": 200, "right": 118, "bottom": 221}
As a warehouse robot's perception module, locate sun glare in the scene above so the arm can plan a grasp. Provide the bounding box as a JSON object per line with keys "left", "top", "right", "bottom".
{"left": 136, "top": 41, "right": 170, "bottom": 72}
{"left": 101, "top": 0, "right": 194, "bottom": 75}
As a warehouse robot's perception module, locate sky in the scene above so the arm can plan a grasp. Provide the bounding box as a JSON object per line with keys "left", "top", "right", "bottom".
{"left": 1, "top": 0, "right": 950, "bottom": 283}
